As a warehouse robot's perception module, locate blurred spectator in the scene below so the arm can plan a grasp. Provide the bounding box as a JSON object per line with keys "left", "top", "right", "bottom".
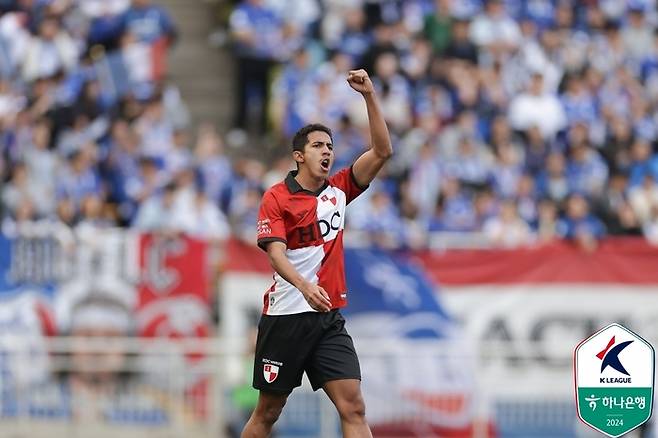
{"left": 558, "top": 193, "right": 606, "bottom": 252}
{"left": 188, "top": 190, "right": 230, "bottom": 241}
{"left": 535, "top": 198, "right": 560, "bottom": 243}
{"left": 134, "top": 95, "right": 175, "bottom": 161}
{"left": 643, "top": 206, "right": 658, "bottom": 244}
{"left": 536, "top": 152, "right": 569, "bottom": 203}
{"left": 444, "top": 17, "right": 478, "bottom": 63}
{"left": 22, "top": 15, "right": 79, "bottom": 82}
{"left": 21, "top": 118, "right": 58, "bottom": 200}
{"left": 56, "top": 148, "right": 103, "bottom": 213}
{"left": 2, "top": 161, "right": 53, "bottom": 218}
{"left": 430, "top": 178, "right": 476, "bottom": 232}
{"left": 608, "top": 201, "right": 644, "bottom": 236}
{"left": 350, "top": 190, "right": 405, "bottom": 249}
{"left": 423, "top": 0, "right": 452, "bottom": 55}
{"left": 443, "top": 135, "right": 493, "bottom": 186}
{"left": 119, "top": 0, "right": 177, "bottom": 45}
{"left": 490, "top": 141, "right": 523, "bottom": 198}
{"left": 629, "top": 174, "right": 658, "bottom": 224}
{"left": 194, "top": 123, "right": 232, "bottom": 204}
{"left": 132, "top": 180, "right": 182, "bottom": 233}
{"left": 229, "top": 186, "right": 262, "bottom": 244}
{"left": 438, "top": 110, "right": 482, "bottom": 158}
{"left": 483, "top": 199, "right": 533, "bottom": 248}
{"left": 270, "top": 47, "right": 313, "bottom": 138}
{"left": 407, "top": 141, "right": 442, "bottom": 219}
{"left": 371, "top": 51, "right": 411, "bottom": 132}
{"left": 469, "top": 0, "right": 521, "bottom": 60}
{"left": 508, "top": 71, "right": 566, "bottom": 139}
{"left": 229, "top": 0, "right": 288, "bottom": 137}
{"left": 164, "top": 128, "right": 193, "bottom": 176}
{"left": 76, "top": 194, "right": 117, "bottom": 231}
{"left": 123, "top": 155, "right": 165, "bottom": 220}
{"left": 628, "top": 139, "right": 658, "bottom": 187}
{"left": 565, "top": 142, "right": 609, "bottom": 199}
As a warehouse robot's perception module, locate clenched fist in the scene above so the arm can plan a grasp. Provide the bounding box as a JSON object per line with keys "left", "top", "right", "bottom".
{"left": 347, "top": 69, "right": 375, "bottom": 95}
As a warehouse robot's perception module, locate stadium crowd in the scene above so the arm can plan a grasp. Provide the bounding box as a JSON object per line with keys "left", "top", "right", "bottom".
{"left": 228, "top": 0, "right": 658, "bottom": 250}
{"left": 0, "top": 0, "right": 234, "bottom": 243}
{"left": 3, "top": 0, "right": 658, "bottom": 251}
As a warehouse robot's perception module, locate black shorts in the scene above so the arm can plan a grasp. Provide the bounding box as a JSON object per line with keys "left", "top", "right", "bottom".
{"left": 252, "top": 309, "right": 361, "bottom": 393}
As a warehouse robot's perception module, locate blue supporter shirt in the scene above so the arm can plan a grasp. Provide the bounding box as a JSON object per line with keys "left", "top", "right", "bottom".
{"left": 432, "top": 193, "right": 477, "bottom": 232}
{"left": 520, "top": 0, "right": 556, "bottom": 29}
{"left": 338, "top": 32, "right": 372, "bottom": 65}
{"left": 119, "top": 5, "right": 176, "bottom": 43}
{"left": 628, "top": 155, "right": 658, "bottom": 187}
{"left": 565, "top": 152, "right": 609, "bottom": 195}
{"left": 561, "top": 94, "right": 598, "bottom": 126}
{"left": 558, "top": 215, "right": 606, "bottom": 240}
{"left": 56, "top": 168, "right": 102, "bottom": 205}
{"left": 229, "top": 3, "right": 283, "bottom": 60}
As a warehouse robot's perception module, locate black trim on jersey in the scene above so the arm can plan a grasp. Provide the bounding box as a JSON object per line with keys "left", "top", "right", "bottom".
{"left": 285, "top": 171, "right": 328, "bottom": 196}
{"left": 349, "top": 165, "right": 370, "bottom": 191}
{"left": 257, "top": 237, "right": 287, "bottom": 251}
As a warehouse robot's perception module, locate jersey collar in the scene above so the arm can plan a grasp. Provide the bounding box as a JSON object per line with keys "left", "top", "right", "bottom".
{"left": 285, "top": 171, "right": 328, "bottom": 196}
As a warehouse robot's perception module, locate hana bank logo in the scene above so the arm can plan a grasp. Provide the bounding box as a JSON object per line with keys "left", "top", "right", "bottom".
{"left": 597, "top": 336, "right": 633, "bottom": 376}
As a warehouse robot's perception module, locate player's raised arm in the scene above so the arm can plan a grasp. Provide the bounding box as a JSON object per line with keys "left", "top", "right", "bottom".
{"left": 347, "top": 69, "right": 393, "bottom": 188}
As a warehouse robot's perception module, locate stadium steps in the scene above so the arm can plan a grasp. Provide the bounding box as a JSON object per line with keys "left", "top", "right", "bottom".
{"left": 159, "top": 0, "right": 235, "bottom": 132}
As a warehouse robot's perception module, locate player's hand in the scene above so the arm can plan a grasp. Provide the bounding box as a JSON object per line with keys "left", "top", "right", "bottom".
{"left": 299, "top": 281, "right": 331, "bottom": 312}
{"left": 347, "top": 69, "right": 374, "bottom": 95}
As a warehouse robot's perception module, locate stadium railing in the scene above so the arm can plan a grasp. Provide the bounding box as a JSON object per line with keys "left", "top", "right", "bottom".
{"left": 0, "top": 336, "right": 593, "bottom": 438}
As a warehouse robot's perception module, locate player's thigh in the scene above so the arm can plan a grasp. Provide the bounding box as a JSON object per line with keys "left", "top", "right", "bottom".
{"left": 253, "top": 313, "right": 318, "bottom": 392}
{"left": 322, "top": 378, "right": 366, "bottom": 414}
{"left": 305, "top": 311, "right": 361, "bottom": 391}
{"left": 251, "top": 390, "right": 290, "bottom": 422}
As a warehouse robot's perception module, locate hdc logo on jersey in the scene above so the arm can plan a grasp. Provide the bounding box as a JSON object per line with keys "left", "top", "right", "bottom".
{"left": 296, "top": 211, "right": 341, "bottom": 243}
{"left": 575, "top": 323, "right": 654, "bottom": 437}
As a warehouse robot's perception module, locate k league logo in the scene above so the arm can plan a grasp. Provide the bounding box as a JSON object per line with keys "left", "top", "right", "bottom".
{"left": 575, "top": 323, "right": 655, "bottom": 437}
{"left": 597, "top": 336, "right": 633, "bottom": 377}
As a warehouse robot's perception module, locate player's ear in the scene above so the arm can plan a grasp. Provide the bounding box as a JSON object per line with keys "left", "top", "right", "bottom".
{"left": 293, "top": 150, "right": 304, "bottom": 165}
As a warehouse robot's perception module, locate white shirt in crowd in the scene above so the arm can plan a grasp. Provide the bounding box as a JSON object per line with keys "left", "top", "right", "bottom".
{"left": 508, "top": 90, "right": 567, "bottom": 139}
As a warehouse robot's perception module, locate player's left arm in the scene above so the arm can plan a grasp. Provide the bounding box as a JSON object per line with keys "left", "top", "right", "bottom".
{"left": 347, "top": 69, "right": 393, "bottom": 188}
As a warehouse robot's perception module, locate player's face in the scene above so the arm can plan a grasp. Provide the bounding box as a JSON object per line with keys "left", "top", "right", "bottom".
{"left": 301, "top": 130, "right": 334, "bottom": 178}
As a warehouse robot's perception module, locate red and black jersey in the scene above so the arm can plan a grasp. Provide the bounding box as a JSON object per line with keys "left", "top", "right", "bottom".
{"left": 256, "top": 167, "right": 368, "bottom": 315}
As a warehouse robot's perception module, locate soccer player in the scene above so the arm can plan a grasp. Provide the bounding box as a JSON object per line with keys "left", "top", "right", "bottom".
{"left": 241, "top": 69, "right": 392, "bottom": 438}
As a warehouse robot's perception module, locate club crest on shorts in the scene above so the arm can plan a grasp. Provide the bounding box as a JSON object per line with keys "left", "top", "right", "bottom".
{"left": 263, "top": 364, "right": 279, "bottom": 383}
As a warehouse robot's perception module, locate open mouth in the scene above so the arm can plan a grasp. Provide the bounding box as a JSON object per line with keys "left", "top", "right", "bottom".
{"left": 320, "top": 158, "right": 330, "bottom": 172}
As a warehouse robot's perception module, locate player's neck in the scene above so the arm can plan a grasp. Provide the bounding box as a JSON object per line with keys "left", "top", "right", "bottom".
{"left": 294, "top": 169, "right": 325, "bottom": 193}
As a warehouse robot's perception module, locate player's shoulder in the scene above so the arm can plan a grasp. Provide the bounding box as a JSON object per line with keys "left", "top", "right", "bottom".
{"left": 262, "top": 180, "right": 289, "bottom": 201}
{"left": 327, "top": 166, "right": 356, "bottom": 189}
{"left": 327, "top": 167, "right": 351, "bottom": 183}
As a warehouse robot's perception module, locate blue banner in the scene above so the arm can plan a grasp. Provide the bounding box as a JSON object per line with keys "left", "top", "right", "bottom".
{"left": 0, "top": 234, "right": 58, "bottom": 300}
{"left": 340, "top": 248, "right": 478, "bottom": 432}
{"left": 342, "top": 248, "right": 455, "bottom": 338}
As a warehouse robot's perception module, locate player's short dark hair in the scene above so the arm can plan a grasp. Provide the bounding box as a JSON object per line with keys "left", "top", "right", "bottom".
{"left": 292, "top": 123, "right": 333, "bottom": 153}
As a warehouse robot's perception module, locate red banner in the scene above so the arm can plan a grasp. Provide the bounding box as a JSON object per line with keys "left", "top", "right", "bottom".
{"left": 137, "top": 234, "right": 211, "bottom": 338}
{"left": 411, "top": 238, "right": 658, "bottom": 285}
{"left": 225, "top": 237, "right": 658, "bottom": 285}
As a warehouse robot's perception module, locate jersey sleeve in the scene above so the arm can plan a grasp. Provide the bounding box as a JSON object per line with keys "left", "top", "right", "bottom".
{"left": 256, "top": 190, "right": 287, "bottom": 251}
{"left": 328, "top": 166, "right": 369, "bottom": 205}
